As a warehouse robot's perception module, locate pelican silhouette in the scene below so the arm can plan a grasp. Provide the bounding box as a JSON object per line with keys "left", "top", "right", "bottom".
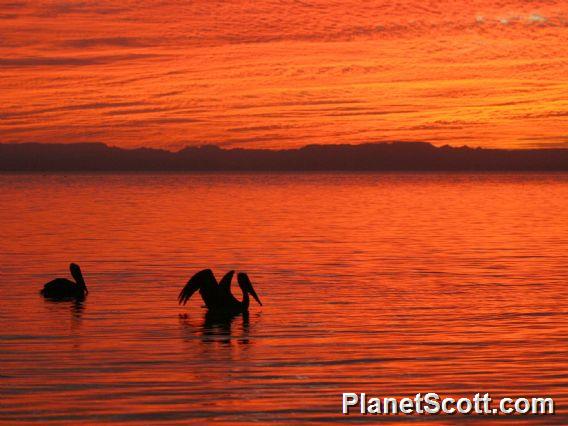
{"left": 40, "top": 263, "right": 88, "bottom": 299}
{"left": 178, "top": 269, "right": 262, "bottom": 314}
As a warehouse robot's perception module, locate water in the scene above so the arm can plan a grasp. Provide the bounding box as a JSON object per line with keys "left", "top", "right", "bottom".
{"left": 0, "top": 173, "right": 566, "bottom": 424}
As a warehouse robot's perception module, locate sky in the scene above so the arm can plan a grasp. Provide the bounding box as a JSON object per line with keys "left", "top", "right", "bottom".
{"left": 0, "top": 0, "right": 566, "bottom": 150}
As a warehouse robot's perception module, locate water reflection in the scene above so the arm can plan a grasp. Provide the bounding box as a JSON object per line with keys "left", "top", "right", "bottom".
{"left": 42, "top": 297, "right": 85, "bottom": 323}
{"left": 1, "top": 173, "right": 566, "bottom": 424}
{"left": 41, "top": 298, "right": 85, "bottom": 351}
{"left": 179, "top": 311, "right": 251, "bottom": 345}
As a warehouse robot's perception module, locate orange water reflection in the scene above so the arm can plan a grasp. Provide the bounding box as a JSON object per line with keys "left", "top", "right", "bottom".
{"left": 0, "top": 173, "right": 566, "bottom": 424}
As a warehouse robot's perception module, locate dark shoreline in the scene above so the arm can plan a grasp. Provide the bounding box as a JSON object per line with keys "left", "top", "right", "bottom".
{"left": 1, "top": 141, "right": 567, "bottom": 171}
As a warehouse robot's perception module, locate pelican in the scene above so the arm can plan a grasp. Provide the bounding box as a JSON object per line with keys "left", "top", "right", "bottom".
{"left": 178, "top": 269, "right": 262, "bottom": 314}
{"left": 41, "top": 263, "right": 88, "bottom": 299}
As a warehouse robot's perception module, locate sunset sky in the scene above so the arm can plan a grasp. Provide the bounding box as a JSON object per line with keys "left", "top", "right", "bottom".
{"left": 1, "top": 0, "right": 566, "bottom": 150}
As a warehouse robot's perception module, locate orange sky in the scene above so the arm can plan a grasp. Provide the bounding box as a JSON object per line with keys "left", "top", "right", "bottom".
{"left": 0, "top": 1, "right": 566, "bottom": 150}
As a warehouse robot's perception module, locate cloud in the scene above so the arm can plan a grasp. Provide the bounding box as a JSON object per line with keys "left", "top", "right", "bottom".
{"left": 0, "top": 102, "right": 146, "bottom": 119}
{"left": 130, "top": 117, "right": 202, "bottom": 125}
{"left": 228, "top": 125, "right": 292, "bottom": 133}
{"left": 152, "top": 90, "right": 185, "bottom": 98}
{"left": 2, "top": 2, "right": 26, "bottom": 10}
{"left": 103, "top": 107, "right": 179, "bottom": 116}
{"left": 515, "top": 111, "right": 568, "bottom": 119}
{"left": 60, "top": 37, "right": 148, "bottom": 49}
{"left": 408, "top": 120, "right": 474, "bottom": 131}
{"left": 528, "top": 14, "right": 546, "bottom": 23}
{"left": 478, "top": 13, "right": 560, "bottom": 28}
{"left": 37, "top": 1, "right": 127, "bottom": 17}
{"left": 0, "top": 53, "right": 163, "bottom": 68}
{"left": 521, "top": 135, "right": 568, "bottom": 148}
{"left": 1, "top": 0, "right": 566, "bottom": 150}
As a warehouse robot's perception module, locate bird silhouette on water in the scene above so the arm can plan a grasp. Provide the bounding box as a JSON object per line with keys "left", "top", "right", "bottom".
{"left": 40, "top": 263, "right": 88, "bottom": 300}
{"left": 178, "top": 269, "right": 262, "bottom": 314}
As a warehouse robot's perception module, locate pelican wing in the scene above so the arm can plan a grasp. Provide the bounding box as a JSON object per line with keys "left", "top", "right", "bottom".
{"left": 178, "top": 269, "right": 217, "bottom": 305}
{"left": 218, "top": 270, "right": 235, "bottom": 294}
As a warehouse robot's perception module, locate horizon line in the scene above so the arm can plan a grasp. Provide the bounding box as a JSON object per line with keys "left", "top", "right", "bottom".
{"left": 3, "top": 140, "right": 568, "bottom": 153}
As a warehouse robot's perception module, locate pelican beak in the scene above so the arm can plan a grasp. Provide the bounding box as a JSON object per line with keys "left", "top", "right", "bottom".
{"left": 249, "top": 285, "right": 263, "bottom": 306}
{"left": 238, "top": 272, "right": 263, "bottom": 306}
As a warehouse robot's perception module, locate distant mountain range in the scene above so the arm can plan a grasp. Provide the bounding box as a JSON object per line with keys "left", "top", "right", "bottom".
{"left": 0, "top": 142, "right": 567, "bottom": 171}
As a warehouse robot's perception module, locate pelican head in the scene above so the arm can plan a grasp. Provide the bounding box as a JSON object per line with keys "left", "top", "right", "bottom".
{"left": 70, "top": 263, "right": 87, "bottom": 293}
{"left": 237, "top": 272, "right": 262, "bottom": 306}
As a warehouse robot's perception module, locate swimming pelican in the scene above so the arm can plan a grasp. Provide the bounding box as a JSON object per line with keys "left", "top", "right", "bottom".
{"left": 178, "top": 269, "right": 262, "bottom": 314}
{"left": 41, "top": 263, "right": 88, "bottom": 299}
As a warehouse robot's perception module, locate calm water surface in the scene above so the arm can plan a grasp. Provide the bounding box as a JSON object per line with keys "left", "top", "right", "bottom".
{"left": 0, "top": 173, "right": 566, "bottom": 425}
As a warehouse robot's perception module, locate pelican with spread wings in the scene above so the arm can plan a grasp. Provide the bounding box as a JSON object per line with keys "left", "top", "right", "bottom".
{"left": 178, "top": 269, "right": 262, "bottom": 314}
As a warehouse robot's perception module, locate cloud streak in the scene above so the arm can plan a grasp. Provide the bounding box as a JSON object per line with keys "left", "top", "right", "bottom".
{"left": 0, "top": 54, "right": 164, "bottom": 68}
{"left": 0, "top": 0, "right": 566, "bottom": 149}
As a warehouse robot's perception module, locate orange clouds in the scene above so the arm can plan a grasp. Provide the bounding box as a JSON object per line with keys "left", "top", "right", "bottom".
{"left": 0, "top": 1, "right": 566, "bottom": 149}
